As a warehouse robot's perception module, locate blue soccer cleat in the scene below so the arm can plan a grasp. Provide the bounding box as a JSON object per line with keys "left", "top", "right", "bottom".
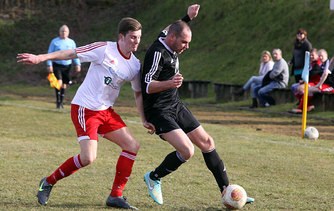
{"left": 246, "top": 196, "right": 255, "bottom": 204}
{"left": 143, "top": 171, "right": 163, "bottom": 205}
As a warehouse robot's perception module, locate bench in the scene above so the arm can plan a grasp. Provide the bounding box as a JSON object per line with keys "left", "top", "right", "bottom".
{"left": 178, "top": 80, "right": 211, "bottom": 99}
{"left": 214, "top": 83, "right": 334, "bottom": 111}
{"left": 270, "top": 88, "right": 295, "bottom": 104}
{"left": 312, "top": 92, "right": 334, "bottom": 111}
{"left": 214, "top": 83, "right": 249, "bottom": 102}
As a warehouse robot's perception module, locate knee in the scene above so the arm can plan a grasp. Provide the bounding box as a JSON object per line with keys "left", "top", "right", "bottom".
{"left": 203, "top": 136, "right": 215, "bottom": 151}
{"left": 80, "top": 154, "right": 97, "bottom": 166}
{"left": 258, "top": 89, "right": 266, "bottom": 96}
{"left": 131, "top": 141, "right": 140, "bottom": 153}
{"left": 180, "top": 145, "right": 195, "bottom": 160}
{"left": 123, "top": 139, "right": 140, "bottom": 154}
{"left": 198, "top": 136, "right": 215, "bottom": 152}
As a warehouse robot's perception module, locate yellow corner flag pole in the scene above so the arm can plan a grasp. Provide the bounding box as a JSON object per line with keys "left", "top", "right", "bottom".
{"left": 301, "top": 51, "right": 310, "bottom": 138}
{"left": 301, "top": 82, "right": 308, "bottom": 138}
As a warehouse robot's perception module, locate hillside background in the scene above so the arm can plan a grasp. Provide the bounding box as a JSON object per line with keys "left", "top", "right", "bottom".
{"left": 1, "top": 0, "right": 334, "bottom": 86}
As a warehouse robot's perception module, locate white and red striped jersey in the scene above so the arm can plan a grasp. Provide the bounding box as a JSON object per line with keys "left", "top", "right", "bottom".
{"left": 72, "top": 41, "right": 141, "bottom": 110}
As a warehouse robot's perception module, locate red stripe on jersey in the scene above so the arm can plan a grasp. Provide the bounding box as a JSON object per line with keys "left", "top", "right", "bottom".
{"left": 76, "top": 42, "right": 107, "bottom": 54}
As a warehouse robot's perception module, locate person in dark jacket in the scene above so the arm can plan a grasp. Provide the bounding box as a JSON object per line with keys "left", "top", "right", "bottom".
{"left": 289, "top": 28, "right": 312, "bottom": 83}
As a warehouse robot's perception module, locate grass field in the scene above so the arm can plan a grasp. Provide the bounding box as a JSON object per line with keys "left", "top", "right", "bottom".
{"left": 0, "top": 88, "right": 333, "bottom": 210}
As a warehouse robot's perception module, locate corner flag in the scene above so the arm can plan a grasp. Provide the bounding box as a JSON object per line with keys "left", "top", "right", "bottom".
{"left": 301, "top": 51, "right": 310, "bottom": 138}
{"left": 301, "top": 51, "right": 310, "bottom": 83}
{"left": 47, "top": 73, "right": 61, "bottom": 90}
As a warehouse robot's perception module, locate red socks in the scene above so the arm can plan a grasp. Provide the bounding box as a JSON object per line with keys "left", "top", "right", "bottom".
{"left": 46, "top": 154, "right": 83, "bottom": 185}
{"left": 44, "top": 150, "right": 136, "bottom": 197}
{"left": 110, "top": 150, "right": 136, "bottom": 197}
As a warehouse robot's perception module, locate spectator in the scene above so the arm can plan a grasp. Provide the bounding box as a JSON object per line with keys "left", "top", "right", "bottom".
{"left": 289, "top": 48, "right": 322, "bottom": 114}
{"left": 308, "top": 49, "right": 334, "bottom": 95}
{"left": 253, "top": 49, "right": 289, "bottom": 107}
{"left": 234, "top": 50, "right": 274, "bottom": 108}
{"left": 289, "top": 28, "right": 312, "bottom": 83}
{"left": 47, "top": 25, "right": 81, "bottom": 109}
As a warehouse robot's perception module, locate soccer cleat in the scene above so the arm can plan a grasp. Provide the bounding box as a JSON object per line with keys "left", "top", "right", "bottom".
{"left": 37, "top": 177, "right": 53, "bottom": 205}
{"left": 143, "top": 171, "right": 163, "bottom": 205}
{"left": 106, "top": 196, "right": 138, "bottom": 210}
{"left": 246, "top": 196, "right": 255, "bottom": 204}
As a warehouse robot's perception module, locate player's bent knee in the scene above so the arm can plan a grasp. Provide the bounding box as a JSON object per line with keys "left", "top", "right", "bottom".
{"left": 199, "top": 136, "right": 215, "bottom": 152}
{"left": 122, "top": 139, "right": 140, "bottom": 153}
{"left": 180, "top": 147, "right": 195, "bottom": 160}
{"left": 80, "top": 154, "right": 97, "bottom": 166}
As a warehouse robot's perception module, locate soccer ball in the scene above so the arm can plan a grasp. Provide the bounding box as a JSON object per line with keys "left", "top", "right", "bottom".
{"left": 222, "top": 184, "right": 247, "bottom": 210}
{"left": 304, "top": 126, "right": 319, "bottom": 140}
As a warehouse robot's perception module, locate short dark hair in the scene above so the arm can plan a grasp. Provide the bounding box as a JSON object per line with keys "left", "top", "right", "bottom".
{"left": 168, "top": 20, "right": 191, "bottom": 37}
{"left": 118, "top": 17, "right": 142, "bottom": 36}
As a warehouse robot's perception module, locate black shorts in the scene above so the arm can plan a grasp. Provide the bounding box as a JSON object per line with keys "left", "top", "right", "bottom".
{"left": 53, "top": 63, "right": 72, "bottom": 84}
{"left": 147, "top": 103, "right": 200, "bottom": 135}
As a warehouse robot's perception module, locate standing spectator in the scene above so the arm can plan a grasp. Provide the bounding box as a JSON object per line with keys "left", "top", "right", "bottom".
{"left": 141, "top": 4, "right": 254, "bottom": 206}
{"left": 47, "top": 25, "right": 81, "bottom": 109}
{"left": 289, "top": 48, "right": 322, "bottom": 114}
{"left": 234, "top": 50, "right": 274, "bottom": 108}
{"left": 17, "top": 17, "right": 155, "bottom": 209}
{"left": 289, "top": 28, "right": 312, "bottom": 83}
{"left": 253, "top": 49, "right": 289, "bottom": 107}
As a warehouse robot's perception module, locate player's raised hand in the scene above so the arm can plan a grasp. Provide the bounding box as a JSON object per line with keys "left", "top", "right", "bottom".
{"left": 17, "top": 53, "right": 42, "bottom": 65}
{"left": 187, "top": 4, "right": 200, "bottom": 20}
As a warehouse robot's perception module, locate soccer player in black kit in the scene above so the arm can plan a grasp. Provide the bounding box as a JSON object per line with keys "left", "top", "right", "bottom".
{"left": 141, "top": 4, "right": 254, "bottom": 206}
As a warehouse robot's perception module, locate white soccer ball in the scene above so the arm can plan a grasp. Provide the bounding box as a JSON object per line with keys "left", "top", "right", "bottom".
{"left": 222, "top": 184, "right": 247, "bottom": 210}
{"left": 304, "top": 126, "right": 319, "bottom": 140}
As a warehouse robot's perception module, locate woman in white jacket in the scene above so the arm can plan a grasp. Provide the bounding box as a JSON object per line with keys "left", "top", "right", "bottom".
{"left": 234, "top": 50, "right": 274, "bottom": 107}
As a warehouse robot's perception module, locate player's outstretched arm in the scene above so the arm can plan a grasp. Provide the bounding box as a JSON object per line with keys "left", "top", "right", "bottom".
{"left": 17, "top": 53, "right": 43, "bottom": 65}
{"left": 17, "top": 49, "right": 77, "bottom": 65}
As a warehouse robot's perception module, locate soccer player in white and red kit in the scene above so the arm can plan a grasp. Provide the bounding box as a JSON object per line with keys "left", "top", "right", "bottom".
{"left": 17, "top": 17, "right": 154, "bottom": 209}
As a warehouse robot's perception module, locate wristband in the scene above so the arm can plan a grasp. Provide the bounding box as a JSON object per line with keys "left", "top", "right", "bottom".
{"left": 181, "top": 14, "right": 191, "bottom": 23}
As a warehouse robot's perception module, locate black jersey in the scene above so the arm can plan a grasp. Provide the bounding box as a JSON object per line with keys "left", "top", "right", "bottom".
{"left": 141, "top": 31, "right": 180, "bottom": 116}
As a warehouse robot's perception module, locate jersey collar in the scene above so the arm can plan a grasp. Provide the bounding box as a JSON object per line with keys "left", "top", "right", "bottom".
{"left": 117, "top": 42, "right": 131, "bottom": 60}
{"left": 159, "top": 37, "right": 175, "bottom": 55}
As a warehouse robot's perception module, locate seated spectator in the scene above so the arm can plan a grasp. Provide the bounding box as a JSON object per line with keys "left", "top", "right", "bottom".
{"left": 308, "top": 49, "right": 334, "bottom": 94}
{"left": 289, "top": 48, "right": 322, "bottom": 114}
{"left": 234, "top": 50, "right": 274, "bottom": 108}
{"left": 252, "top": 49, "right": 289, "bottom": 107}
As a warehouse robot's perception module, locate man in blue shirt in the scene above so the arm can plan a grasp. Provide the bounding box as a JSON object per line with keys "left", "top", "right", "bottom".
{"left": 47, "top": 25, "right": 81, "bottom": 108}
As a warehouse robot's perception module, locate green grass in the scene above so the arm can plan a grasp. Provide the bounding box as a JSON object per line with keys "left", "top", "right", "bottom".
{"left": 0, "top": 87, "right": 333, "bottom": 210}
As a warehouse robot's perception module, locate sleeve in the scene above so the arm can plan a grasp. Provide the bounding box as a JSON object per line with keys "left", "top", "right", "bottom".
{"left": 75, "top": 42, "right": 107, "bottom": 64}
{"left": 269, "top": 61, "right": 283, "bottom": 78}
{"left": 258, "top": 63, "right": 263, "bottom": 75}
{"left": 46, "top": 39, "right": 56, "bottom": 66}
{"left": 306, "top": 40, "right": 312, "bottom": 51}
{"left": 71, "top": 40, "right": 81, "bottom": 66}
{"left": 268, "top": 61, "right": 274, "bottom": 70}
{"left": 143, "top": 50, "right": 163, "bottom": 94}
{"left": 131, "top": 73, "right": 141, "bottom": 92}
